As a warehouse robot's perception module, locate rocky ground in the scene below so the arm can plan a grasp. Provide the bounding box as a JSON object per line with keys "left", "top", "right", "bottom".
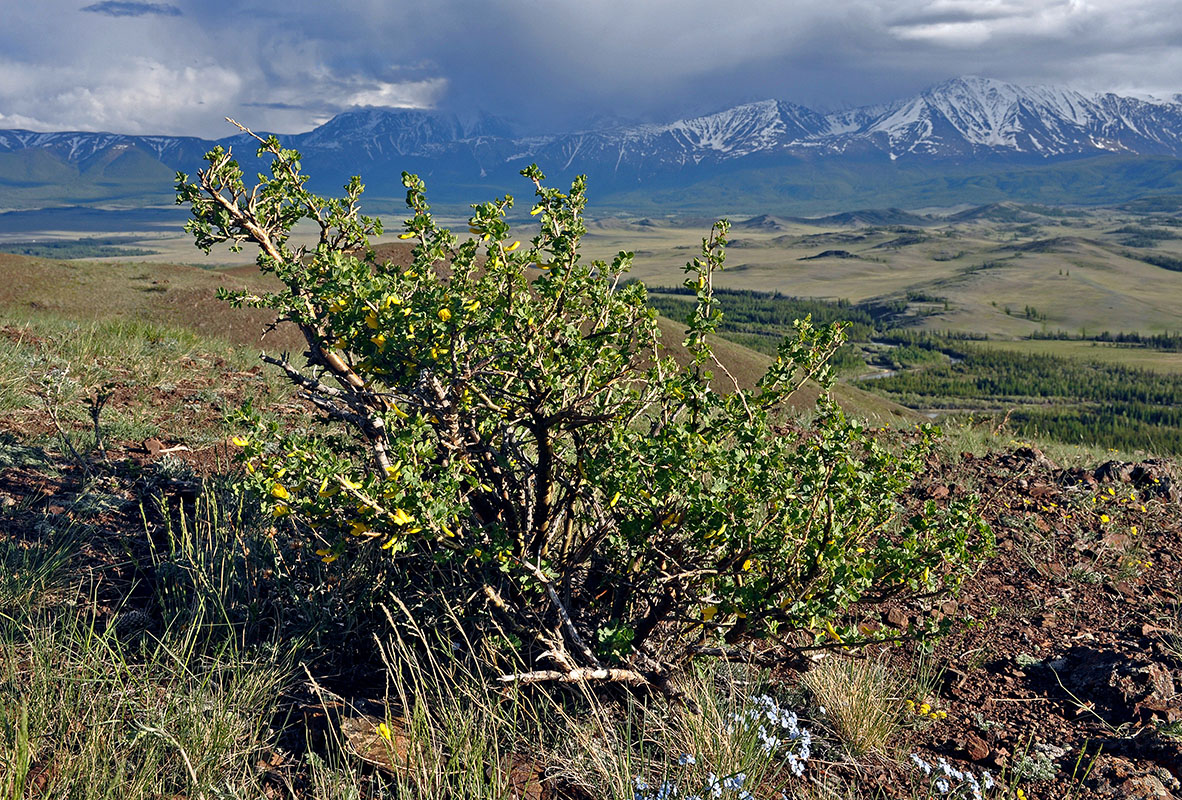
{"left": 857, "top": 445, "right": 1182, "bottom": 799}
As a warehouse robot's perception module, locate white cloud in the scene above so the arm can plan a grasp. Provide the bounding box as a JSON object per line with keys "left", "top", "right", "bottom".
{"left": 0, "top": 57, "right": 241, "bottom": 134}
{"left": 343, "top": 78, "right": 448, "bottom": 109}
{"left": 891, "top": 20, "right": 996, "bottom": 45}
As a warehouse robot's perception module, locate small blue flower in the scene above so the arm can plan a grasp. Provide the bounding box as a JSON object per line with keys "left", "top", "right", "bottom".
{"left": 721, "top": 772, "right": 746, "bottom": 791}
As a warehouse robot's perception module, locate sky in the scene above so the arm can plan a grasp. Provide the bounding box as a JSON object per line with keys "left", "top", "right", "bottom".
{"left": 1, "top": 0, "right": 1181, "bottom": 139}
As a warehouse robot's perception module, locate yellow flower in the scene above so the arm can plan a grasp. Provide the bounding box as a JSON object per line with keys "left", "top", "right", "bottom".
{"left": 370, "top": 334, "right": 386, "bottom": 349}
{"left": 919, "top": 702, "right": 931, "bottom": 715}
{"left": 270, "top": 483, "right": 290, "bottom": 500}
{"left": 609, "top": 491, "right": 621, "bottom": 508}
{"left": 1131, "top": 525, "right": 1138, "bottom": 535}
{"left": 384, "top": 465, "right": 401, "bottom": 480}
{"left": 272, "top": 503, "right": 290, "bottom": 518}
{"left": 328, "top": 298, "right": 347, "bottom": 313}
{"left": 742, "top": 559, "right": 754, "bottom": 571}
{"left": 464, "top": 299, "right": 481, "bottom": 312}
{"left": 366, "top": 310, "right": 380, "bottom": 329}
{"left": 390, "top": 508, "right": 414, "bottom": 526}
{"left": 231, "top": 435, "right": 249, "bottom": 447}
{"left": 530, "top": 206, "right": 542, "bottom": 216}
{"left": 350, "top": 520, "right": 370, "bottom": 536}
{"left": 377, "top": 722, "right": 393, "bottom": 740}
{"left": 504, "top": 240, "right": 521, "bottom": 252}
{"left": 1100, "top": 514, "right": 1110, "bottom": 523}
{"left": 438, "top": 307, "right": 452, "bottom": 322}
{"left": 397, "top": 232, "right": 416, "bottom": 240}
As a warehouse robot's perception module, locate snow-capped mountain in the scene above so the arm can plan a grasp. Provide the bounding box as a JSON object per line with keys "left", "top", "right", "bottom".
{"left": 827, "top": 77, "right": 1182, "bottom": 159}
{"left": 293, "top": 108, "right": 514, "bottom": 156}
{"left": 489, "top": 76, "right": 1182, "bottom": 173}
{"left": 0, "top": 129, "right": 212, "bottom": 167}
{"left": 2, "top": 76, "right": 1181, "bottom": 209}
{"left": 474, "top": 100, "right": 833, "bottom": 181}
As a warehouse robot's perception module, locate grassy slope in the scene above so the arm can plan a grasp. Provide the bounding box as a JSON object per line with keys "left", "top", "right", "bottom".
{"left": 0, "top": 249, "right": 916, "bottom": 427}
{"left": 0, "top": 252, "right": 305, "bottom": 351}
{"left": 653, "top": 316, "right": 918, "bottom": 425}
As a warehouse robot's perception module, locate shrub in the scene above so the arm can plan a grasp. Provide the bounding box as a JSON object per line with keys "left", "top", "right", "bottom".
{"left": 176, "top": 127, "right": 990, "bottom": 690}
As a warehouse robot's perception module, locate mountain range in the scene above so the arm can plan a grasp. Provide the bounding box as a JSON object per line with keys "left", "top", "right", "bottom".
{"left": 3, "top": 76, "right": 1182, "bottom": 214}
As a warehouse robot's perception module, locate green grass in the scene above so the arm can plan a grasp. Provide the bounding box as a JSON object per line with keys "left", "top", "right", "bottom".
{"left": 1, "top": 612, "right": 289, "bottom": 799}
{"left": 0, "top": 523, "right": 78, "bottom": 614}
{"left": 0, "top": 474, "right": 830, "bottom": 800}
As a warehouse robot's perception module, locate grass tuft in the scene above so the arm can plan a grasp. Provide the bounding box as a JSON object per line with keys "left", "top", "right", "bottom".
{"left": 802, "top": 655, "right": 902, "bottom": 757}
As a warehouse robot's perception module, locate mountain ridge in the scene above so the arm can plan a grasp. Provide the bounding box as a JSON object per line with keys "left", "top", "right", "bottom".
{"left": 2, "top": 76, "right": 1182, "bottom": 212}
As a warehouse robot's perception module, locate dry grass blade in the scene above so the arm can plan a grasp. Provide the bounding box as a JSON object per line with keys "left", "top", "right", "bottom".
{"left": 802, "top": 655, "right": 901, "bottom": 757}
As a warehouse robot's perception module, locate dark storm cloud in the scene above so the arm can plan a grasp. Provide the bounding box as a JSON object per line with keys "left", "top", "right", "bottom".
{"left": 2, "top": 0, "right": 1181, "bottom": 137}
{"left": 80, "top": 1, "right": 182, "bottom": 17}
